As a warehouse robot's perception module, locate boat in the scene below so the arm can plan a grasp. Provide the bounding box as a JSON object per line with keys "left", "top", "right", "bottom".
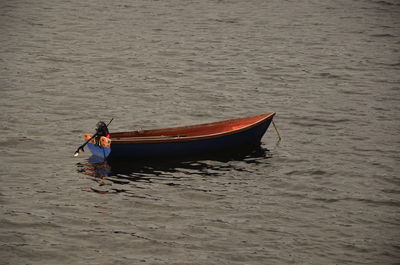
{"left": 81, "top": 112, "right": 276, "bottom": 160}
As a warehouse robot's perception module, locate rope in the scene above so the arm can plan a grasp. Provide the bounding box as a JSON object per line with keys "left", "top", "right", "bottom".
{"left": 272, "top": 120, "right": 281, "bottom": 141}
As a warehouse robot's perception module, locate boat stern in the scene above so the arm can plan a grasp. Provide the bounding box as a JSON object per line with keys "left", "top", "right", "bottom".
{"left": 83, "top": 134, "right": 112, "bottom": 160}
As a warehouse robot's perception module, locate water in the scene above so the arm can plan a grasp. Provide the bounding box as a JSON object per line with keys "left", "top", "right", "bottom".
{"left": 1, "top": 0, "right": 399, "bottom": 264}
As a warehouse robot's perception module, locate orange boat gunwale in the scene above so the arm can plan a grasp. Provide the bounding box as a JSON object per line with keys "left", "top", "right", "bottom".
{"left": 110, "top": 112, "right": 275, "bottom": 144}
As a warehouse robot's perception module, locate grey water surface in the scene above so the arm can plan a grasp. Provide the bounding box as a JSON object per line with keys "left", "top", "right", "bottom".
{"left": 1, "top": 0, "right": 399, "bottom": 264}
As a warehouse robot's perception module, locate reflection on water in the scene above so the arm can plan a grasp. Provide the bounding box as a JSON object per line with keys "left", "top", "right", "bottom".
{"left": 77, "top": 146, "right": 271, "bottom": 194}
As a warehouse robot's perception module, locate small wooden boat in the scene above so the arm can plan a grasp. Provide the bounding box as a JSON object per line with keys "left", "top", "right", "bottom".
{"left": 83, "top": 112, "right": 276, "bottom": 160}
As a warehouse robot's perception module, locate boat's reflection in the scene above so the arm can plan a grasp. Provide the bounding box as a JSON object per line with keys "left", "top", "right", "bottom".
{"left": 77, "top": 146, "right": 272, "bottom": 194}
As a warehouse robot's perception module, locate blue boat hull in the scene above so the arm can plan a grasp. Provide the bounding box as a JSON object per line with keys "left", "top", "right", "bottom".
{"left": 107, "top": 118, "right": 272, "bottom": 159}
{"left": 87, "top": 143, "right": 111, "bottom": 160}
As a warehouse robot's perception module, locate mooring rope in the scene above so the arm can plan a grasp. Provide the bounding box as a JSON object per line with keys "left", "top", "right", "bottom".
{"left": 272, "top": 120, "right": 281, "bottom": 141}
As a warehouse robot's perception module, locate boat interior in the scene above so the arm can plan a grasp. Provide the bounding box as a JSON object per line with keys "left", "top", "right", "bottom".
{"left": 110, "top": 113, "right": 274, "bottom": 140}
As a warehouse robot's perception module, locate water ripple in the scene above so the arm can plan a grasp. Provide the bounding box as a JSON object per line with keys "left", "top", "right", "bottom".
{"left": 77, "top": 146, "right": 272, "bottom": 195}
